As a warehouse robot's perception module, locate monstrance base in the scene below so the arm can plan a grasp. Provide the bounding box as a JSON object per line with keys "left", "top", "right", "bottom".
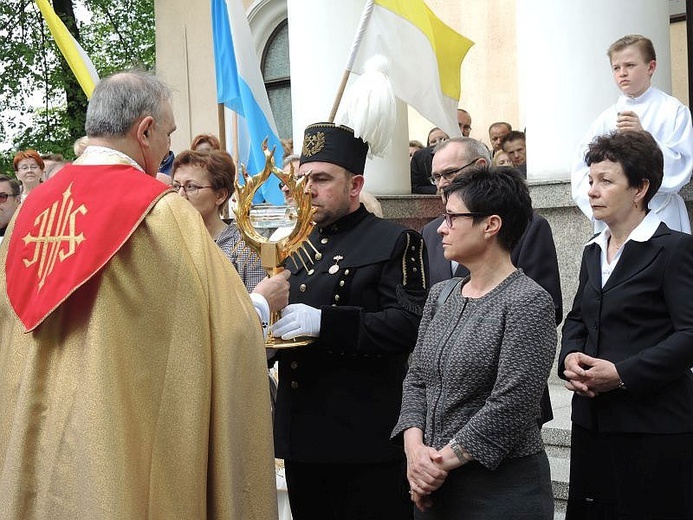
{"left": 265, "top": 335, "right": 314, "bottom": 349}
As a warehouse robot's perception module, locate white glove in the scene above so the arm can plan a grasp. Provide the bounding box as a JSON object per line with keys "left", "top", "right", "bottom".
{"left": 272, "top": 303, "right": 322, "bottom": 340}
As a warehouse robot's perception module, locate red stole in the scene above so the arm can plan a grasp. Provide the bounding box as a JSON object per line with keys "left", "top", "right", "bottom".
{"left": 6, "top": 164, "right": 170, "bottom": 331}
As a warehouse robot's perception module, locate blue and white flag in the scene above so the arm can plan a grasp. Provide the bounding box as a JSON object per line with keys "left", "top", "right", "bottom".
{"left": 211, "top": 0, "right": 283, "bottom": 204}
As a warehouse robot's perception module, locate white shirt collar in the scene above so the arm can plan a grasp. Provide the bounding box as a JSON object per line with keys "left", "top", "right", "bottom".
{"left": 586, "top": 211, "right": 661, "bottom": 287}
{"left": 617, "top": 85, "right": 654, "bottom": 107}
{"left": 75, "top": 145, "right": 144, "bottom": 172}
{"left": 586, "top": 210, "right": 661, "bottom": 251}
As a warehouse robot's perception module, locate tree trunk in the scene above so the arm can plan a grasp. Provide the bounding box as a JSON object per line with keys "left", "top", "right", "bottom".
{"left": 52, "top": 0, "right": 88, "bottom": 142}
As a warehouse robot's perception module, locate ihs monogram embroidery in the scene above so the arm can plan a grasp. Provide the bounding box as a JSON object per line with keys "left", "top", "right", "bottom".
{"left": 22, "top": 183, "right": 87, "bottom": 290}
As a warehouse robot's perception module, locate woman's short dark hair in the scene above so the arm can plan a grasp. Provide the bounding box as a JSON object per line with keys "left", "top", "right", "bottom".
{"left": 585, "top": 131, "right": 662, "bottom": 207}
{"left": 442, "top": 166, "right": 532, "bottom": 251}
{"left": 172, "top": 150, "right": 236, "bottom": 206}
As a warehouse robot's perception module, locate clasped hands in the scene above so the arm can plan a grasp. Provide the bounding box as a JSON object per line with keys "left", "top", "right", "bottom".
{"left": 404, "top": 430, "right": 465, "bottom": 512}
{"left": 406, "top": 443, "right": 447, "bottom": 512}
{"left": 563, "top": 352, "right": 622, "bottom": 397}
{"left": 616, "top": 110, "right": 644, "bottom": 133}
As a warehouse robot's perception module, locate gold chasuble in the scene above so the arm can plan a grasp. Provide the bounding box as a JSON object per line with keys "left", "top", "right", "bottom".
{"left": 0, "top": 153, "right": 277, "bottom": 519}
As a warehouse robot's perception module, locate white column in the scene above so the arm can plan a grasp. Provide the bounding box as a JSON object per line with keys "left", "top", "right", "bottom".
{"left": 516, "top": 0, "right": 671, "bottom": 182}
{"left": 287, "top": 0, "right": 410, "bottom": 194}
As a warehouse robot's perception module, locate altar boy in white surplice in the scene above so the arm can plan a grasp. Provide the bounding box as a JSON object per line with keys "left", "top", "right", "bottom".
{"left": 572, "top": 34, "right": 693, "bottom": 234}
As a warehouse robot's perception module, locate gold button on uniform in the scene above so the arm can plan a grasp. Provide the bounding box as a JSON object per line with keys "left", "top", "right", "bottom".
{"left": 339, "top": 280, "right": 345, "bottom": 287}
{"left": 321, "top": 238, "right": 329, "bottom": 244}
{"left": 344, "top": 269, "right": 350, "bottom": 276}
{"left": 334, "top": 294, "right": 340, "bottom": 302}
{"left": 299, "top": 284, "right": 307, "bottom": 292}
{"left": 290, "top": 361, "right": 298, "bottom": 369}
{"left": 315, "top": 253, "right": 323, "bottom": 261}
{"left": 291, "top": 381, "right": 299, "bottom": 389}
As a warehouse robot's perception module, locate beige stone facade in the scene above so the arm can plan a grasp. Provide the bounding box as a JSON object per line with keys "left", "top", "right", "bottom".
{"left": 155, "top": 0, "right": 688, "bottom": 159}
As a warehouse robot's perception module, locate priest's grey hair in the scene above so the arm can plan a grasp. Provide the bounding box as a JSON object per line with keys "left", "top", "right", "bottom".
{"left": 85, "top": 70, "right": 171, "bottom": 138}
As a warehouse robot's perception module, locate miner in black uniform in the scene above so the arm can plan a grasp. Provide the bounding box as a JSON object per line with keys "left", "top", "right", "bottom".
{"left": 271, "top": 123, "right": 428, "bottom": 520}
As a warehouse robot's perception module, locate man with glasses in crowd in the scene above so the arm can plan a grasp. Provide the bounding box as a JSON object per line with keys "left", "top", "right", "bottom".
{"left": 421, "top": 136, "right": 562, "bottom": 424}
{"left": 457, "top": 108, "right": 473, "bottom": 137}
{"left": 410, "top": 109, "right": 474, "bottom": 194}
{"left": 0, "top": 175, "right": 21, "bottom": 241}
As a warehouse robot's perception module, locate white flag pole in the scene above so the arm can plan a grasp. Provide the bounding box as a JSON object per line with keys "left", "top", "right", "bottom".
{"left": 327, "top": 0, "right": 375, "bottom": 122}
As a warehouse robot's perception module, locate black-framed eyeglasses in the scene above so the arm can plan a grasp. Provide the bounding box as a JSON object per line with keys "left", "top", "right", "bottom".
{"left": 172, "top": 183, "right": 214, "bottom": 195}
{"left": 442, "top": 212, "right": 489, "bottom": 228}
{"left": 430, "top": 158, "right": 480, "bottom": 184}
{"left": 0, "top": 192, "right": 17, "bottom": 202}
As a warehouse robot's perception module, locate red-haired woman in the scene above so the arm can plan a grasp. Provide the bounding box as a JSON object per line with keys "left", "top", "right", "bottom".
{"left": 13, "top": 149, "right": 44, "bottom": 201}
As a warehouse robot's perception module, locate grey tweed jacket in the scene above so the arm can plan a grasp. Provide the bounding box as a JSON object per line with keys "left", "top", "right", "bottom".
{"left": 392, "top": 270, "right": 556, "bottom": 470}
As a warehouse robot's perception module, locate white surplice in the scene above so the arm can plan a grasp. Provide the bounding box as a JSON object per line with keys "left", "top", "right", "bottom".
{"left": 572, "top": 86, "right": 693, "bottom": 233}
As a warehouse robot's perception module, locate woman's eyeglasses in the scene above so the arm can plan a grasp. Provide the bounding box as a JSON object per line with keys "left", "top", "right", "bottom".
{"left": 172, "top": 183, "right": 214, "bottom": 195}
{"left": 442, "top": 212, "right": 489, "bottom": 227}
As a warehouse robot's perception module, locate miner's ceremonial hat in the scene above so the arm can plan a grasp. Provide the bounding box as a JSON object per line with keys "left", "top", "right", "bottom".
{"left": 299, "top": 123, "right": 369, "bottom": 175}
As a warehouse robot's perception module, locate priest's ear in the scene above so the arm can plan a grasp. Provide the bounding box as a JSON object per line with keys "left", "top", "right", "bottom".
{"left": 136, "top": 116, "right": 155, "bottom": 144}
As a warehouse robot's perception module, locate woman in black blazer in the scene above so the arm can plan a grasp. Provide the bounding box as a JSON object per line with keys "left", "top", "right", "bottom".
{"left": 559, "top": 130, "right": 693, "bottom": 519}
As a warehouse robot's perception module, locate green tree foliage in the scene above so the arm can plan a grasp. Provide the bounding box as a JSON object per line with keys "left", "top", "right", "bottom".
{"left": 0, "top": 0, "right": 154, "bottom": 174}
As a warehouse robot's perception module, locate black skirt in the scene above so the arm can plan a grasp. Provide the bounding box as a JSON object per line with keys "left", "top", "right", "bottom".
{"left": 566, "top": 424, "right": 693, "bottom": 519}
{"left": 414, "top": 451, "right": 553, "bottom": 520}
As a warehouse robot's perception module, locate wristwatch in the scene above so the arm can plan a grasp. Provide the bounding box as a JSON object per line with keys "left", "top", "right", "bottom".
{"left": 448, "top": 438, "right": 469, "bottom": 463}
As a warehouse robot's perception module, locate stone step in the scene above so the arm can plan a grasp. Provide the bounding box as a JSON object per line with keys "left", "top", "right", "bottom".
{"left": 544, "top": 382, "right": 573, "bottom": 520}
{"left": 554, "top": 499, "right": 567, "bottom": 520}
{"left": 544, "top": 427, "right": 570, "bottom": 500}
{"left": 544, "top": 429, "right": 569, "bottom": 520}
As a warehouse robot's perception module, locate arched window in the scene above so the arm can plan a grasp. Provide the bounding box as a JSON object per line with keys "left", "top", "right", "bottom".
{"left": 261, "top": 19, "right": 291, "bottom": 139}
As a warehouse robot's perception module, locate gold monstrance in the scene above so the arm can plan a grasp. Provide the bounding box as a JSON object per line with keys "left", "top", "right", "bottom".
{"left": 234, "top": 144, "right": 316, "bottom": 348}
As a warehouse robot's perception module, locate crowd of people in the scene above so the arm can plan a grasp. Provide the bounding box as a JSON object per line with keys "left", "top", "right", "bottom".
{"left": 1, "top": 31, "right": 693, "bottom": 520}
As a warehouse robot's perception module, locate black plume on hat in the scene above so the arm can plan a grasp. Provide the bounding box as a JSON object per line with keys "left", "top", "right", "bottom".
{"left": 299, "top": 123, "right": 369, "bottom": 175}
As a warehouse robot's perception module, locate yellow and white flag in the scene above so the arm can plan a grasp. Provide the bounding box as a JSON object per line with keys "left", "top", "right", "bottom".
{"left": 35, "top": 0, "right": 100, "bottom": 98}
{"left": 351, "top": 0, "right": 473, "bottom": 138}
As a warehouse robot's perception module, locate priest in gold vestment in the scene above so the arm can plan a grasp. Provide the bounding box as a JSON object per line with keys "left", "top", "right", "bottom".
{"left": 0, "top": 71, "right": 278, "bottom": 520}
